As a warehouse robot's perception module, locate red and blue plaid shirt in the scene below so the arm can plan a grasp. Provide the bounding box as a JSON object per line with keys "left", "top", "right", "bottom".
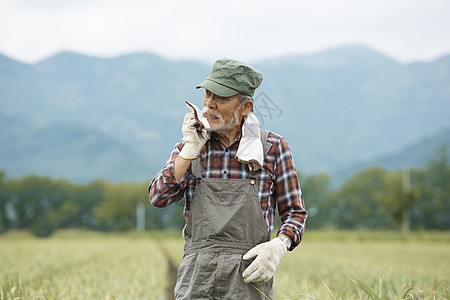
{"left": 148, "top": 131, "right": 307, "bottom": 250}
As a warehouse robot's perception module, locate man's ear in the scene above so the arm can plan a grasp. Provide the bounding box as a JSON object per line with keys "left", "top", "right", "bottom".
{"left": 240, "top": 100, "right": 254, "bottom": 117}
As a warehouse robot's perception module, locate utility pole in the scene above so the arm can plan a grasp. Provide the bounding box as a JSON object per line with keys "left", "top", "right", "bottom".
{"left": 136, "top": 202, "right": 146, "bottom": 232}
{"left": 401, "top": 166, "right": 411, "bottom": 234}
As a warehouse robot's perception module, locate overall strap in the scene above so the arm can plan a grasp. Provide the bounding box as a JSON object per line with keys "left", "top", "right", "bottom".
{"left": 260, "top": 129, "right": 273, "bottom": 157}
{"left": 191, "top": 156, "right": 203, "bottom": 180}
{"left": 249, "top": 129, "right": 272, "bottom": 180}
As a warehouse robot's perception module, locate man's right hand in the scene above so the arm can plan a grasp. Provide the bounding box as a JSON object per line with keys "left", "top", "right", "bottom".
{"left": 178, "top": 112, "right": 208, "bottom": 160}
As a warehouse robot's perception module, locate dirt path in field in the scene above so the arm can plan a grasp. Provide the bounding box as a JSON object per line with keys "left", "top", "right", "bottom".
{"left": 166, "top": 255, "right": 178, "bottom": 300}
{"left": 157, "top": 243, "right": 178, "bottom": 300}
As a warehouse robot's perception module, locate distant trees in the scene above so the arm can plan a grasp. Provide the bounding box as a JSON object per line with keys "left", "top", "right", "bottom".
{"left": 0, "top": 175, "right": 184, "bottom": 237}
{"left": 332, "top": 167, "right": 396, "bottom": 230}
{"left": 298, "top": 173, "right": 334, "bottom": 229}
{"left": 0, "top": 148, "right": 448, "bottom": 237}
{"left": 0, "top": 175, "right": 106, "bottom": 236}
{"left": 411, "top": 147, "right": 450, "bottom": 229}
{"left": 303, "top": 147, "right": 450, "bottom": 231}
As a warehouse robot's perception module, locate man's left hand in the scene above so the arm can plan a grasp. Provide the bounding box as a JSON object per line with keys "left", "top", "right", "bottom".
{"left": 242, "top": 238, "right": 287, "bottom": 283}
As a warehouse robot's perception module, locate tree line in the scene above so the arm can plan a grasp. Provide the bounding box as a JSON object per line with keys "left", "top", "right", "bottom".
{"left": 0, "top": 148, "right": 448, "bottom": 237}
{"left": 302, "top": 147, "right": 449, "bottom": 232}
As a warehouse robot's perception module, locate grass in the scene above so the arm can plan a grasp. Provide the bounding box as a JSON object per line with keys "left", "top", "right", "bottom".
{"left": 0, "top": 230, "right": 449, "bottom": 299}
{"left": 274, "top": 231, "right": 450, "bottom": 299}
{"left": 0, "top": 230, "right": 167, "bottom": 300}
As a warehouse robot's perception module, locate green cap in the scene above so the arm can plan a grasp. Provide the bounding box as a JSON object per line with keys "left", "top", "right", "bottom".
{"left": 196, "top": 58, "right": 263, "bottom": 97}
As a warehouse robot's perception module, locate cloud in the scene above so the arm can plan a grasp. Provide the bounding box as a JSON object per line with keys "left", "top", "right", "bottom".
{"left": 1, "top": 0, "right": 450, "bottom": 64}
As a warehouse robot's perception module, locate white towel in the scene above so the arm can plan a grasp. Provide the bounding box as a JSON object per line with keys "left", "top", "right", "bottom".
{"left": 236, "top": 112, "right": 264, "bottom": 172}
{"left": 185, "top": 101, "right": 263, "bottom": 172}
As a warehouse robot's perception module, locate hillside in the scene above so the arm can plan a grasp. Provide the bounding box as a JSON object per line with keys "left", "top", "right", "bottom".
{"left": 1, "top": 45, "right": 449, "bottom": 182}
{"left": 333, "top": 127, "right": 450, "bottom": 184}
{"left": 0, "top": 115, "right": 156, "bottom": 181}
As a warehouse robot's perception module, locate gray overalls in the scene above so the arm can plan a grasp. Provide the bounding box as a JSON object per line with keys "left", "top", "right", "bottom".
{"left": 174, "top": 130, "right": 274, "bottom": 300}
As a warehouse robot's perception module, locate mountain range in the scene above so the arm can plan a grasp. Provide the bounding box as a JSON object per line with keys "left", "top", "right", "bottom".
{"left": 1, "top": 45, "right": 449, "bottom": 183}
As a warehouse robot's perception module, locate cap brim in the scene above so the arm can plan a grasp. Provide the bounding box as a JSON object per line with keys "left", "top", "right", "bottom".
{"left": 196, "top": 79, "right": 239, "bottom": 97}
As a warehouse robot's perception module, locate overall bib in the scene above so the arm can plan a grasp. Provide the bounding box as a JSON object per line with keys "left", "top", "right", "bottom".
{"left": 174, "top": 131, "right": 273, "bottom": 300}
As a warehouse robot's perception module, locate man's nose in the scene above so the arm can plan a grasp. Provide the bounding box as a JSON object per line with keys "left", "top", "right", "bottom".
{"left": 205, "top": 97, "right": 217, "bottom": 108}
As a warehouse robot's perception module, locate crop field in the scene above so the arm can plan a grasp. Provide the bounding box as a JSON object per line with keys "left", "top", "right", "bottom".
{"left": 1, "top": 230, "right": 449, "bottom": 300}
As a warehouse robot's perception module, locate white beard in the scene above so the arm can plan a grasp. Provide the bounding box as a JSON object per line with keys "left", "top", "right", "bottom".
{"left": 202, "top": 105, "right": 242, "bottom": 135}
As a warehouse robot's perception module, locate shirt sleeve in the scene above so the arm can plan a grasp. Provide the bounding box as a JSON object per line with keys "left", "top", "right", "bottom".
{"left": 148, "top": 141, "right": 189, "bottom": 207}
{"left": 274, "top": 137, "right": 308, "bottom": 250}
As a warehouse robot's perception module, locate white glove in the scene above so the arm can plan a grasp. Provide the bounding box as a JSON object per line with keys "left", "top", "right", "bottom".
{"left": 242, "top": 238, "right": 287, "bottom": 283}
{"left": 178, "top": 112, "right": 209, "bottom": 159}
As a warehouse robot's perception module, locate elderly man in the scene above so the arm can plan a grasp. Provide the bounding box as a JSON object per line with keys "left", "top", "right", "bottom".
{"left": 149, "top": 58, "right": 307, "bottom": 299}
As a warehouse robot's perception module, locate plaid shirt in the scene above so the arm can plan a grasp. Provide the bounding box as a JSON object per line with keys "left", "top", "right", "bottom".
{"left": 148, "top": 131, "right": 307, "bottom": 250}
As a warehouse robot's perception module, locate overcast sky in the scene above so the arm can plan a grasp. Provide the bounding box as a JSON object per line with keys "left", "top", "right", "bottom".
{"left": 1, "top": 0, "right": 450, "bottom": 64}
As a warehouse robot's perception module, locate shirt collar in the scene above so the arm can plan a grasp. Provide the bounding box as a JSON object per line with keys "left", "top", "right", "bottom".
{"left": 210, "top": 126, "right": 242, "bottom": 148}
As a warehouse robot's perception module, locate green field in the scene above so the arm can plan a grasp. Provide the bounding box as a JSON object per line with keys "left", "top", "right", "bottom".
{"left": 1, "top": 231, "right": 449, "bottom": 300}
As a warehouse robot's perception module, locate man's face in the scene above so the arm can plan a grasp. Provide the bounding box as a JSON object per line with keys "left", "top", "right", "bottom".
{"left": 202, "top": 90, "right": 241, "bottom": 134}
